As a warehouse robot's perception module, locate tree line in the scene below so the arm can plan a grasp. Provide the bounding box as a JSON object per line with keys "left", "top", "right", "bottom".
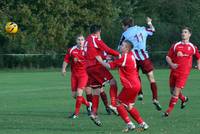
{"left": 0, "top": 0, "right": 200, "bottom": 55}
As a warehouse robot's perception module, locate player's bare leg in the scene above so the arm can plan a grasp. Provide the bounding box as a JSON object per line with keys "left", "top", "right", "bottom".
{"left": 146, "top": 71, "right": 162, "bottom": 111}
{"left": 170, "top": 87, "right": 174, "bottom": 95}
{"left": 137, "top": 76, "right": 144, "bottom": 101}
{"left": 100, "top": 87, "right": 111, "bottom": 115}
{"left": 85, "top": 86, "right": 93, "bottom": 102}
{"left": 71, "top": 91, "right": 77, "bottom": 99}
{"left": 85, "top": 86, "right": 93, "bottom": 115}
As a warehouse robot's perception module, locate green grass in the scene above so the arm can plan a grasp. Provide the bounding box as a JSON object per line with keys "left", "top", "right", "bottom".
{"left": 0, "top": 69, "right": 200, "bottom": 134}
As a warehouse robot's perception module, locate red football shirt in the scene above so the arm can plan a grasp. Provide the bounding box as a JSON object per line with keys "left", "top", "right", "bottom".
{"left": 167, "top": 41, "right": 200, "bottom": 75}
{"left": 64, "top": 45, "right": 86, "bottom": 74}
{"left": 84, "top": 34, "right": 120, "bottom": 67}
{"left": 109, "top": 51, "right": 140, "bottom": 89}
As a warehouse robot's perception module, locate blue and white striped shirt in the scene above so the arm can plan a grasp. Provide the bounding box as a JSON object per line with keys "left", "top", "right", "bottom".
{"left": 118, "top": 25, "right": 154, "bottom": 61}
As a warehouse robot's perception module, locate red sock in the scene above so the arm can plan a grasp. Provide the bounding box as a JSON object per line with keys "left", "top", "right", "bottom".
{"left": 81, "top": 96, "right": 89, "bottom": 107}
{"left": 128, "top": 107, "right": 143, "bottom": 124}
{"left": 117, "top": 104, "right": 131, "bottom": 124}
{"left": 92, "top": 95, "right": 99, "bottom": 115}
{"left": 100, "top": 91, "right": 109, "bottom": 107}
{"left": 166, "top": 96, "right": 178, "bottom": 114}
{"left": 179, "top": 93, "right": 186, "bottom": 102}
{"left": 150, "top": 82, "right": 158, "bottom": 100}
{"left": 86, "top": 94, "right": 93, "bottom": 102}
{"left": 74, "top": 96, "right": 83, "bottom": 115}
{"left": 110, "top": 84, "right": 117, "bottom": 106}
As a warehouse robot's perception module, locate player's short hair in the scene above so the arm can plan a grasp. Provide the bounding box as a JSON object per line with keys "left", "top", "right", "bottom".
{"left": 123, "top": 40, "right": 134, "bottom": 51}
{"left": 90, "top": 24, "right": 101, "bottom": 33}
{"left": 76, "top": 34, "right": 84, "bottom": 39}
{"left": 182, "top": 26, "right": 192, "bottom": 34}
{"left": 121, "top": 17, "right": 133, "bottom": 27}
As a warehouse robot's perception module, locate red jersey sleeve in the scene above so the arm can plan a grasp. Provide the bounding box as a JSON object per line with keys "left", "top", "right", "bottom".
{"left": 95, "top": 38, "right": 120, "bottom": 56}
{"left": 167, "top": 44, "right": 175, "bottom": 58}
{"left": 194, "top": 46, "right": 200, "bottom": 60}
{"left": 108, "top": 56, "right": 124, "bottom": 69}
{"left": 64, "top": 49, "right": 71, "bottom": 63}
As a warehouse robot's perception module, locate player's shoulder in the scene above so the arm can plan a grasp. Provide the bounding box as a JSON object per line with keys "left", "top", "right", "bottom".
{"left": 121, "top": 52, "right": 133, "bottom": 59}
{"left": 66, "top": 47, "right": 71, "bottom": 53}
{"left": 139, "top": 26, "right": 146, "bottom": 29}
{"left": 168, "top": 42, "right": 181, "bottom": 52}
{"left": 194, "top": 44, "right": 199, "bottom": 49}
{"left": 188, "top": 42, "right": 197, "bottom": 47}
{"left": 188, "top": 42, "right": 199, "bottom": 53}
{"left": 128, "top": 51, "right": 135, "bottom": 59}
{"left": 135, "top": 25, "right": 146, "bottom": 31}
{"left": 123, "top": 26, "right": 138, "bottom": 35}
{"left": 90, "top": 34, "right": 97, "bottom": 38}
{"left": 68, "top": 45, "right": 78, "bottom": 53}
{"left": 173, "top": 41, "right": 197, "bottom": 47}
{"left": 172, "top": 41, "right": 182, "bottom": 47}
{"left": 69, "top": 45, "right": 77, "bottom": 50}
{"left": 88, "top": 34, "right": 100, "bottom": 41}
{"left": 128, "top": 25, "right": 145, "bottom": 32}
{"left": 85, "top": 34, "right": 94, "bottom": 40}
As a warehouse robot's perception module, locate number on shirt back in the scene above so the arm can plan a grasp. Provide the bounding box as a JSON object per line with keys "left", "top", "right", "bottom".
{"left": 134, "top": 33, "right": 143, "bottom": 43}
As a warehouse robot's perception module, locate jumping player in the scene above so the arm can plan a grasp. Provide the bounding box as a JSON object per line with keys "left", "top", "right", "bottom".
{"left": 118, "top": 17, "right": 162, "bottom": 111}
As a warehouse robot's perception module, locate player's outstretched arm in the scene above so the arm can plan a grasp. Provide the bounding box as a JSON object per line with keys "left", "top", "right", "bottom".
{"left": 96, "top": 56, "right": 111, "bottom": 69}
{"left": 95, "top": 38, "right": 120, "bottom": 57}
{"left": 146, "top": 17, "right": 155, "bottom": 32}
{"left": 61, "top": 61, "right": 68, "bottom": 76}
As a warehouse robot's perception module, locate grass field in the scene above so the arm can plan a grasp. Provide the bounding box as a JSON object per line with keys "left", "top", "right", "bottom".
{"left": 0, "top": 69, "right": 200, "bottom": 134}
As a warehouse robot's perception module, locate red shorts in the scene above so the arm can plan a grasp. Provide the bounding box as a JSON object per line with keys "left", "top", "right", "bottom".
{"left": 87, "top": 77, "right": 102, "bottom": 89}
{"left": 121, "top": 76, "right": 141, "bottom": 89}
{"left": 71, "top": 72, "right": 88, "bottom": 91}
{"left": 137, "top": 58, "right": 154, "bottom": 74}
{"left": 169, "top": 72, "right": 189, "bottom": 89}
{"left": 118, "top": 87, "right": 140, "bottom": 105}
{"left": 86, "top": 64, "right": 113, "bottom": 87}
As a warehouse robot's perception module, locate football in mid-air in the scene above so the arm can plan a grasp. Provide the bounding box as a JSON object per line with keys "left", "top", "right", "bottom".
{"left": 5, "top": 22, "right": 18, "bottom": 34}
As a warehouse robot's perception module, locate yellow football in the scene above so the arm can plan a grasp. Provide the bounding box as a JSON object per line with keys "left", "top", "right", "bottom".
{"left": 5, "top": 22, "right": 18, "bottom": 34}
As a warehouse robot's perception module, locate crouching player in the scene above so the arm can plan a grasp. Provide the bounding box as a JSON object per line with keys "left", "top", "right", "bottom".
{"left": 96, "top": 40, "right": 149, "bottom": 132}
{"left": 62, "top": 34, "right": 92, "bottom": 118}
{"left": 164, "top": 27, "right": 200, "bottom": 116}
